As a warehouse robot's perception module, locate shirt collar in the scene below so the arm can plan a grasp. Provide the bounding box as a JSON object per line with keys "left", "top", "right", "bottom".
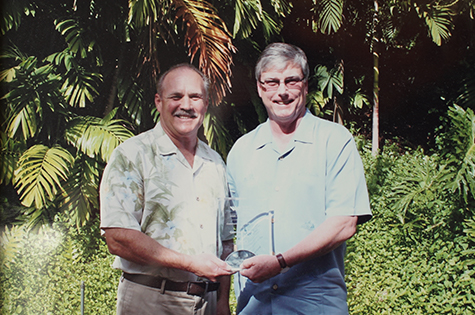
{"left": 254, "top": 109, "right": 314, "bottom": 150}
{"left": 292, "top": 109, "right": 314, "bottom": 144}
{"left": 152, "top": 123, "right": 214, "bottom": 162}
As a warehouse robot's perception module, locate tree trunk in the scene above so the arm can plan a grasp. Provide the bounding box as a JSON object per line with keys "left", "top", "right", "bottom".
{"left": 333, "top": 96, "right": 344, "bottom": 125}
{"left": 372, "top": 0, "right": 380, "bottom": 156}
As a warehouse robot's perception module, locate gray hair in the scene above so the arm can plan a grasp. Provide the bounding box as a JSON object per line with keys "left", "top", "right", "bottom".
{"left": 156, "top": 63, "right": 210, "bottom": 98}
{"left": 255, "top": 43, "right": 309, "bottom": 82}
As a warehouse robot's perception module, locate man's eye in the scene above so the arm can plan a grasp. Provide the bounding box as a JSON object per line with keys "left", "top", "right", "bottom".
{"left": 286, "top": 79, "right": 299, "bottom": 86}
{"left": 265, "top": 80, "right": 279, "bottom": 87}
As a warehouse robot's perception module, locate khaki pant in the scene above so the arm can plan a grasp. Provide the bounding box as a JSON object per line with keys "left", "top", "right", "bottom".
{"left": 116, "top": 276, "right": 217, "bottom": 315}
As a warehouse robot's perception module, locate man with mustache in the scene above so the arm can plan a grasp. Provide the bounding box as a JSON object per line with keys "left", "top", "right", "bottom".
{"left": 100, "top": 64, "right": 234, "bottom": 315}
{"left": 227, "top": 43, "right": 372, "bottom": 314}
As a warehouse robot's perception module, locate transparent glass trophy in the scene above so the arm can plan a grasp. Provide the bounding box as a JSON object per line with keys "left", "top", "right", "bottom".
{"left": 222, "top": 197, "right": 275, "bottom": 272}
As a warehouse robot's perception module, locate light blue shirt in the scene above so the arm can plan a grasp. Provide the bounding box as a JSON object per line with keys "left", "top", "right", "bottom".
{"left": 226, "top": 110, "right": 371, "bottom": 314}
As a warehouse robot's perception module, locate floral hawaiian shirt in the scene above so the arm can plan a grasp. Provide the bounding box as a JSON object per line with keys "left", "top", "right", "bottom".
{"left": 100, "top": 123, "right": 234, "bottom": 282}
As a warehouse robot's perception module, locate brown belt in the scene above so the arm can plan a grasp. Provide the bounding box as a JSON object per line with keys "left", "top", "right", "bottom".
{"left": 122, "top": 272, "right": 220, "bottom": 296}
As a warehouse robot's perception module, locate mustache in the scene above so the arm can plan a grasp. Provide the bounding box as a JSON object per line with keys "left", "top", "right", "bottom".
{"left": 174, "top": 109, "right": 198, "bottom": 118}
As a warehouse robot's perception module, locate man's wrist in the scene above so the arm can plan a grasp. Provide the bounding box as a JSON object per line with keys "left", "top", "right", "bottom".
{"left": 276, "top": 253, "right": 290, "bottom": 273}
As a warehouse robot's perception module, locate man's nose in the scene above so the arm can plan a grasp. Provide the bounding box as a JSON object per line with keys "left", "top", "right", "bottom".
{"left": 180, "top": 96, "right": 192, "bottom": 109}
{"left": 276, "top": 81, "right": 289, "bottom": 95}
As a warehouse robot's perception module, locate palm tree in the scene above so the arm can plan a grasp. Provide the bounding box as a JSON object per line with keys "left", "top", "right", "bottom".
{"left": 304, "top": 0, "right": 474, "bottom": 154}
{"left": 1, "top": 0, "right": 238, "bottom": 228}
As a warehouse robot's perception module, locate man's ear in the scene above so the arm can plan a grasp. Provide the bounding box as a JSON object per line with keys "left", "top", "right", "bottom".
{"left": 257, "top": 81, "right": 263, "bottom": 98}
{"left": 154, "top": 93, "right": 162, "bottom": 112}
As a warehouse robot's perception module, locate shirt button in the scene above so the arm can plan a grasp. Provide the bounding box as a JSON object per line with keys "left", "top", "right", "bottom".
{"left": 272, "top": 284, "right": 278, "bottom": 290}
{"left": 196, "top": 197, "right": 200, "bottom": 201}
{"left": 200, "top": 224, "right": 204, "bottom": 229}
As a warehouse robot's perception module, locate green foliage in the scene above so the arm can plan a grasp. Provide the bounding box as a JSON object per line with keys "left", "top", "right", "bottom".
{"left": 231, "top": 0, "right": 290, "bottom": 40}
{"left": 346, "top": 137, "right": 475, "bottom": 314}
{"left": 0, "top": 217, "right": 120, "bottom": 315}
{"left": 312, "top": 0, "right": 344, "bottom": 34}
{"left": 436, "top": 105, "right": 475, "bottom": 202}
{"left": 203, "top": 106, "right": 233, "bottom": 159}
{"left": 463, "top": 216, "right": 475, "bottom": 268}
{"left": 2, "top": 138, "right": 475, "bottom": 314}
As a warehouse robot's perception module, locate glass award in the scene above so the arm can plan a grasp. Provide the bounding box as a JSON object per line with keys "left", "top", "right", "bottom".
{"left": 225, "top": 249, "right": 255, "bottom": 272}
{"left": 238, "top": 211, "right": 275, "bottom": 256}
{"left": 221, "top": 197, "right": 276, "bottom": 273}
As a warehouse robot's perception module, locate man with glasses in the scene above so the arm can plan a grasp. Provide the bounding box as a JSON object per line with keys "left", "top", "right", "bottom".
{"left": 226, "top": 43, "right": 372, "bottom": 314}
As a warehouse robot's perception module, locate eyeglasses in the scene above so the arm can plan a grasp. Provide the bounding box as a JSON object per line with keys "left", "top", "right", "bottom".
{"left": 258, "top": 77, "right": 305, "bottom": 91}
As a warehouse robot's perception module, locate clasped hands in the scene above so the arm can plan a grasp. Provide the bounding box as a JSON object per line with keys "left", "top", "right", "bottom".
{"left": 191, "top": 253, "right": 282, "bottom": 283}
{"left": 238, "top": 254, "right": 282, "bottom": 283}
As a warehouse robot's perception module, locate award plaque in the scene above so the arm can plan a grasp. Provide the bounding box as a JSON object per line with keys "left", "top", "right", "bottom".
{"left": 238, "top": 211, "right": 275, "bottom": 256}
{"left": 221, "top": 198, "right": 276, "bottom": 273}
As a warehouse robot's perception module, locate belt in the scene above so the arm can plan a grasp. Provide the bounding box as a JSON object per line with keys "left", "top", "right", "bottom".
{"left": 122, "top": 272, "right": 220, "bottom": 296}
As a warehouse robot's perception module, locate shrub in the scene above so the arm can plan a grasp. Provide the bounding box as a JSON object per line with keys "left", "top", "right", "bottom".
{"left": 346, "top": 144, "right": 475, "bottom": 314}
{"left": 0, "top": 218, "right": 120, "bottom": 314}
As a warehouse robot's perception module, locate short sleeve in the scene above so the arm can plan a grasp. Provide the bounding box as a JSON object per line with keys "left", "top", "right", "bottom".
{"left": 100, "top": 147, "right": 144, "bottom": 231}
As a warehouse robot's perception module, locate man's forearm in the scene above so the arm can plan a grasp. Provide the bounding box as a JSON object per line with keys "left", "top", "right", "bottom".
{"left": 282, "top": 215, "right": 357, "bottom": 267}
{"left": 104, "top": 227, "right": 233, "bottom": 282}
{"left": 104, "top": 227, "right": 188, "bottom": 268}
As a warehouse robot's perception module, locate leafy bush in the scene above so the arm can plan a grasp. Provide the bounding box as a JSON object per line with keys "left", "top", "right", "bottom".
{"left": 0, "top": 217, "right": 120, "bottom": 314}
{"left": 0, "top": 216, "right": 235, "bottom": 315}
{"left": 346, "top": 139, "right": 475, "bottom": 314}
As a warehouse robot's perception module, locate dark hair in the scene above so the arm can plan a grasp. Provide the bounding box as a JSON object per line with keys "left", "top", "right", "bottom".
{"left": 156, "top": 63, "right": 209, "bottom": 98}
{"left": 255, "top": 43, "right": 309, "bottom": 81}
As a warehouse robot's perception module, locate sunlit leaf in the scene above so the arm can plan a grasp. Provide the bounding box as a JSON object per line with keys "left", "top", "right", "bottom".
{"left": 14, "top": 145, "right": 74, "bottom": 209}
{"left": 232, "top": 0, "right": 287, "bottom": 40}
{"left": 312, "top": 0, "right": 343, "bottom": 34}
{"left": 203, "top": 107, "right": 232, "bottom": 159}
{"left": 174, "top": 0, "right": 236, "bottom": 106}
{"left": 423, "top": 6, "right": 453, "bottom": 46}
{"left": 65, "top": 110, "right": 134, "bottom": 162}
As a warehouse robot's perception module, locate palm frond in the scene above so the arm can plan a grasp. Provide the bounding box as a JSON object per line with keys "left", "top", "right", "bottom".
{"left": 1, "top": 0, "right": 34, "bottom": 36}
{"left": 65, "top": 109, "right": 134, "bottom": 162}
{"left": 417, "top": 5, "right": 453, "bottom": 46}
{"left": 128, "top": 0, "right": 161, "bottom": 27}
{"left": 14, "top": 145, "right": 74, "bottom": 209}
{"left": 0, "top": 225, "right": 26, "bottom": 269}
{"left": 312, "top": 0, "right": 344, "bottom": 34}
{"left": 313, "top": 64, "right": 344, "bottom": 99}
{"left": 351, "top": 88, "right": 370, "bottom": 109}
{"left": 446, "top": 105, "right": 475, "bottom": 200}
{"left": 232, "top": 0, "right": 283, "bottom": 40}
{"left": 54, "top": 18, "right": 97, "bottom": 59}
{"left": 0, "top": 131, "right": 25, "bottom": 185}
{"left": 270, "top": 0, "right": 292, "bottom": 17}
{"left": 2, "top": 56, "right": 64, "bottom": 140}
{"left": 117, "top": 75, "right": 147, "bottom": 126}
{"left": 174, "top": 0, "right": 236, "bottom": 106}
{"left": 60, "top": 155, "right": 101, "bottom": 227}
{"left": 0, "top": 45, "right": 28, "bottom": 82}
{"left": 203, "top": 107, "right": 233, "bottom": 159}
{"left": 47, "top": 50, "right": 103, "bottom": 108}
